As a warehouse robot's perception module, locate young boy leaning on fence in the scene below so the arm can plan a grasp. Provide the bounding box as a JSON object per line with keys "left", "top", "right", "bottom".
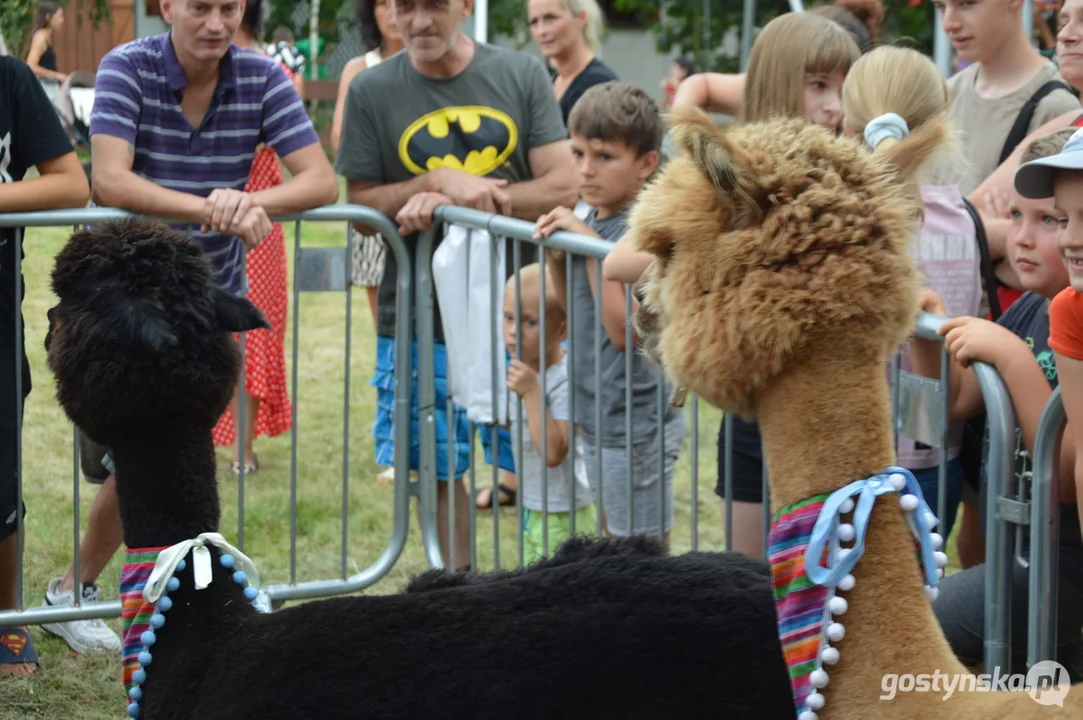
{"left": 535, "top": 81, "right": 685, "bottom": 542}
{"left": 910, "top": 127, "right": 1083, "bottom": 679}
{"left": 0, "top": 55, "right": 91, "bottom": 678}
{"left": 502, "top": 264, "right": 595, "bottom": 561}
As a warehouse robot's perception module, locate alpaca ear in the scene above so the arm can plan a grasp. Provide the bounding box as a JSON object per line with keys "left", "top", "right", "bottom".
{"left": 666, "top": 105, "right": 755, "bottom": 204}
{"left": 876, "top": 117, "right": 949, "bottom": 186}
{"left": 214, "top": 288, "right": 270, "bottom": 333}
{"left": 116, "top": 297, "right": 180, "bottom": 353}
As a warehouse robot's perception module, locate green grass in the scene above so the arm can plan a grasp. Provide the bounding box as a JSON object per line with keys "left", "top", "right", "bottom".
{"left": 0, "top": 204, "right": 961, "bottom": 718}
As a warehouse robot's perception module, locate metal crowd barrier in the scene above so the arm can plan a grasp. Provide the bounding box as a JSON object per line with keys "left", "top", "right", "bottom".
{"left": 1029, "top": 387, "right": 1064, "bottom": 669}
{"left": 0, "top": 202, "right": 1061, "bottom": 681}
{"left": 0, "top": 204, "right": 413, "bottom": 627}
{"left": 416, "top": 205, "right": 1047, "bottom": 678}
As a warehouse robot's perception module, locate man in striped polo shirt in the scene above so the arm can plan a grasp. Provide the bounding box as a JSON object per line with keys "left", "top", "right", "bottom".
{"left": 88, "top": 0, "right": 337, "bottom": 294}
{"left": 37, "top": 0, "right": 338, "bottom": 656}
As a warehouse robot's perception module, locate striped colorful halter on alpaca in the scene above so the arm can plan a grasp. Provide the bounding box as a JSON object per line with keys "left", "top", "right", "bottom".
{"left": 119, "top": 534, "right": 264, "bottom": 718}
{"left": 120, "top": 547, "right": 169, "bottom": 703}
{"left": 766, "top": 467, "right": 947, "bottom": 720}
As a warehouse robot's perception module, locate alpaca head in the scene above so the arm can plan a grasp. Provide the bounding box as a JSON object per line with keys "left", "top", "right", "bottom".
{"left": 630, "top": 107, "right": 944, "bottom": 418}
{"left": 46, "top": 219, "right": 268, "bottom": 445}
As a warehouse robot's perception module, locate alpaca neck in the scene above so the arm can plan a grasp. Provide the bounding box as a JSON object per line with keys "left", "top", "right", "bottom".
{"left": 756, "top": 352, "right": 897, "bottom": 511}
{"left": 112, "top": 431, "right": 220, "bottom": 549}
{"left": 756, "top": 349, "right": 968, "bottom": 709}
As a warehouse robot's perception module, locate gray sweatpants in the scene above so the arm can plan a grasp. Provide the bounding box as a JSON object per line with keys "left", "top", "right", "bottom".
{"left": 582, "top": 412, "right": 685, "bottom": 537}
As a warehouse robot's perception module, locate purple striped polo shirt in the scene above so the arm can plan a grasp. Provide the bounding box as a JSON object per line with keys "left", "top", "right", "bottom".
{"left": 89, "top": 31, "right": 319, "bottom": 295}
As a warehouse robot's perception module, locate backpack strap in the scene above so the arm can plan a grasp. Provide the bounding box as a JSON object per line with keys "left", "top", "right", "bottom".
{"left": 962, "top": 197, "right": 1002, "bottom": 321}
{"left": 998, "top": 80, "right": 1073, "bottom": 165}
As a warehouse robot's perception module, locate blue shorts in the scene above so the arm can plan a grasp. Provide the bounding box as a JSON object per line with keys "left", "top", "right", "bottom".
{"left": 478, "top": 346, "right": 516, "bottom": 473}
{"left": 372, "top": 335, "right": 470, "bottom": 481}
{"left": 479, "top": 425, "right": 515, "bottom": 473}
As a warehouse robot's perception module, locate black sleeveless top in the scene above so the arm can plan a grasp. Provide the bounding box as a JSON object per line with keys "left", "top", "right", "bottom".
{"left": 552, "top": 58, "right": 618, "bottom": 126}
{"left": 39, "top": 41, "right": 57, "bottom": 73}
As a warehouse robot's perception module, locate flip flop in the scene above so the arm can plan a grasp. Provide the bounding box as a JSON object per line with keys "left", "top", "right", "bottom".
{"left": 231, "top": 455, "right": 259, "bottom": 476}
{"left": 476, "top": 483, "right": 516, "bottom": 509}
{"left": 0, "top": 628, "right": 39, "bottom": 675}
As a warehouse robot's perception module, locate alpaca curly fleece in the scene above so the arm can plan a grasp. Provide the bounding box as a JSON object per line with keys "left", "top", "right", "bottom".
{"left": 45, "top": 219, "right": 796, "bottom": 719}
{"left": 629, "top": 106, "right": 1082, "bottom": 719}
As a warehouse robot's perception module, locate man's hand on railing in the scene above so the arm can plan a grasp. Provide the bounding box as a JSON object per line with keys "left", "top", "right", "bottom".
{"left": 202, "top": 188, "right": 255, "bottom": 233}
{"left": 201, "top": 189, "right": 271, "bottom": 250}
{"left": 234, "top": 206, "right": 273, "bottom": 251}
{"left": 396, "top": 191, "right": 454, "bottom": 235}
{"left": 429, "top": 168, "right": 512, "bottom": 216}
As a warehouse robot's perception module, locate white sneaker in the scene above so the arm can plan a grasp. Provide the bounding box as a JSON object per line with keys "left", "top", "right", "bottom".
{"left": 40, "top": 577, "right": 123, "bottom": 654}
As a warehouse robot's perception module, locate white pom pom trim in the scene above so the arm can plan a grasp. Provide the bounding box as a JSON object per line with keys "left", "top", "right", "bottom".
{"left": 839, "top": 498, "right": 855, "bottom": 515}
{"left": 931, "top": 532, "right": 944, "bottom": 550}
{"left": 926, "top": 586, "right": 939, "bottom": 602}
{"left": 810, "top": 669, "right": 829, "bottom": 688}
{"left": 934, "top": 551, "right": 948, "bottom": 569}
{"left": 828, "top": 596, "right": 848, "bottom": 615}
{"left": 826, "top": 622, "right": 845, "bottom": 642}
{"left": 888, "top": 473, "right": 907, "bottom": 491}
{"left": 837, "top": 523, "right": 855, "bottom": 542}
{"left": 838, "top": 574, "right": 856, "bottom": 592}
{"left": 821, "top": 646, "right": 841, "bottom": 665}
{"left": 899, "top": 494, "right": 919, "bottom": 512}
{"left": 798, "top": 711, "right": 819, "bottom": 720}
{"left": 806, "top": 692, "right": 826, "bottom": 710}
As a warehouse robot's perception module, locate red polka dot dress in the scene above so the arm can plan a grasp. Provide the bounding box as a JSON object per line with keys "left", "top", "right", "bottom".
{"left": 212, "top": 60, "right": 294, "bottom": 448}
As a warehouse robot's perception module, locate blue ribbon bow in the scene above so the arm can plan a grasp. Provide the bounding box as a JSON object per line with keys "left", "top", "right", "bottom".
{"left": 804, "top": 466, "right": 939, "bottom": 590}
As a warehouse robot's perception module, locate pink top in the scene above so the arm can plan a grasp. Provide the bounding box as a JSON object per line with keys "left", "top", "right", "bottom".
{"left": 893, "top": 184, "right": 984, "bottom": 469}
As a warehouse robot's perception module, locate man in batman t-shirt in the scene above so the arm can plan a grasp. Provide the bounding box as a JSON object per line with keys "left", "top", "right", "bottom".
{"left": 334, "top": 0, "right": 577, "bottom": 571}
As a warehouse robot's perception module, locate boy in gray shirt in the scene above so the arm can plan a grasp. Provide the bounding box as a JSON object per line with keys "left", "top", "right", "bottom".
{"left": 536, "top": 82, "right": 685, "bottom": 540}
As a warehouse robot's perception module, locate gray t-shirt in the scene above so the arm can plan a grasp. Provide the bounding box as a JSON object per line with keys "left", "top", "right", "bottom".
{"left": 947, "top": 61, "right": 1079, "bottom": 196}
{"left": 512, "top": 355, "right": 593, "bottom": 513}
{"left": 570, "top": 206, "right": 678, "bottom": 446}
{"left": 334, "top": 43, "right": 568, "bottom": 341}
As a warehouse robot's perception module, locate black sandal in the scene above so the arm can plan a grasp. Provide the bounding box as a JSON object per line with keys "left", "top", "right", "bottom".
{"left": 475, "top": 483, "right": 515, "bottom": 509}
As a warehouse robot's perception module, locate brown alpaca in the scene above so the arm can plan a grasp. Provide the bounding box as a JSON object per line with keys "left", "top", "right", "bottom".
{"left": 629, "top": 106, "right": 1079, "bottom": 719}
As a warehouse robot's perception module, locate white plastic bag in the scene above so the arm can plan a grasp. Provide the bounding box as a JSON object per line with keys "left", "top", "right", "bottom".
{"left": 431, "top": 224, "right": 509, "bottom": 425}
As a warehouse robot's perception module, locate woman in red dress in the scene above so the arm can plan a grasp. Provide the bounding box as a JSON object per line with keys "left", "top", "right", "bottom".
{"left": 214, "top": 0, "right": 301, "bottom": 474}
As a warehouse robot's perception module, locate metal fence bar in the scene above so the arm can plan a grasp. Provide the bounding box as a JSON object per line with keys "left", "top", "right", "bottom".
{"left": 414, "top": 226, "right": 445, "bottom": 570}
{"left": 1029, "top": 387, "right": 1063, "bottom": 667}
{"left": 914, "top": 311, "right": 1017, "bottom": 673}
{"left": 14, "top": 226, "right": 24, "bottom": 611}
{"left": 289, "top": 219, "right": 302, "bottom": 588}
{"left": 540, "top": 255, "right": 550, "bottom": 557}
{"left": 565, "top": 247, "right": 577, "bottom": 539}
{"left": 0, "top": 205, "right": 415, "bottom": 625}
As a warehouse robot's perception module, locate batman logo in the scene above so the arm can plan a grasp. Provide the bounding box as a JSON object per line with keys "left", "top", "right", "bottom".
{"left": 398, "top": 106, "right": 518, "bottom": 177}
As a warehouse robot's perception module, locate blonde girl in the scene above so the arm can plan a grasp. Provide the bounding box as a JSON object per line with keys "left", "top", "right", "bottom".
{"left": 672, "top": 0, "right": 883, "bottom": 117}
{"left": 606, "top": 11, "right": 859, "bottom": 281}
{"left": 844, "top": 45, "right": 979, "bottom": 546}
{"left": 604, "top": 11, "right": 860, "bottom": 560}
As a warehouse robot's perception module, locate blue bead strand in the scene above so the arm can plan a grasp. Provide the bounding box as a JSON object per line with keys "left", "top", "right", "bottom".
{"left": 220, "top": 553, "right": 267, "bottom": 612}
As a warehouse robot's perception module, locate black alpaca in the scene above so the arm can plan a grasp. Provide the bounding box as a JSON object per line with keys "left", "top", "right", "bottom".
{"left": 46, "top": 219, "right": 794, "bottom": 719}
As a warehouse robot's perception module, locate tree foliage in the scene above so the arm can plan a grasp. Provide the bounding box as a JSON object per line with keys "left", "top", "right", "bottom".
{"left": 1, "top": 0, "right": 111, "bottom": 60}
{"left": 267, "top": 0, "right": 356, "bottom": 45}
{"left": 486, "top": 0, "right": 938, "bottom": 72}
